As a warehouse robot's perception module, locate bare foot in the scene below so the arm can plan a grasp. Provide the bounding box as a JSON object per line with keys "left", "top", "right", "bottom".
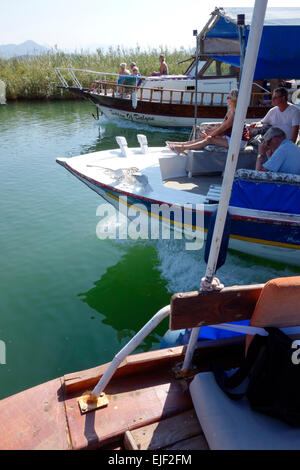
{"left": 173, "top": 144, "right": 187, "bottom": 155}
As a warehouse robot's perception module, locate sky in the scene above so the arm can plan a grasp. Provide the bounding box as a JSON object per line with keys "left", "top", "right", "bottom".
{"left": 0, "top": 0, "right": 300, "bottom": 52}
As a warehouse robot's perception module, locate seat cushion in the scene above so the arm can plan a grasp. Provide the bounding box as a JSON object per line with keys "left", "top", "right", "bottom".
{"left": 186, "top": 149, "right": 256, "bottom": 176}
{"left": 246, "top": 276, "right": 300, "bottom": 351}
{"left": 190, "top": 372, "right": 300, "bottom": 450}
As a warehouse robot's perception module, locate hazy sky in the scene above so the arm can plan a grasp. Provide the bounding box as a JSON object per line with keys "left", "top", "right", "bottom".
{"left": 1, "top": 0, "right": 299, "bottom": 51}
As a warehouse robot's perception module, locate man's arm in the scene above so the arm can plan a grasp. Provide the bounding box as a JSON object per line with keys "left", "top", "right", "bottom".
{"left": 255, "top": 142, "right": 270, "bottom": 171}
{"left": 249, "top": 120, "right": 262, "bottom": 128}
{"left": 256, "top": 155, "right": 269, "bottom": 171}
{"left": 159, "top": 63, "right": 166, "bottom": 75}
{"left": 291, "top": 125, "right": 299, "bottom": 143}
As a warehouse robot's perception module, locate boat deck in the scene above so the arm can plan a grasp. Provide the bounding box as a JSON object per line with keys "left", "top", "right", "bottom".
{"left": 164, "top": 174, "right": 222, "bottom": 198}
{"left": 0, "top": 337, "right": 244, "bottom": 450}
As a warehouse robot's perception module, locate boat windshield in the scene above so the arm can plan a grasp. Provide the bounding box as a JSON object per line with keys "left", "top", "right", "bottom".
{"left": 186, "top": 60, "right": 206, "bottom": 77}
{"left": 187, "top": 59, "right": 237, "bottom": 78}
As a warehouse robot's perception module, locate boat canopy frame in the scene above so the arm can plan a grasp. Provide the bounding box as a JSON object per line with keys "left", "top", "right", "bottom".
{"left": 197, "top": 6, "right": 300, "bottom": 80}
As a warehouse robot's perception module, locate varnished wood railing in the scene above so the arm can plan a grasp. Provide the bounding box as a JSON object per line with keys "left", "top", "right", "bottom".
{"left": 55, "top": 68, "right": 294, "bottom": 108}
{"left": 89, "top": 79, "right": 275, "bottom": 107}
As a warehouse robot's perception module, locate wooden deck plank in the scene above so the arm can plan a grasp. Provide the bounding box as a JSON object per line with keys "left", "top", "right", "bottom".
{"left": 0, "top": 378, "right": 70, "bottom": 450}
{"left": 65, "top": 367, "right": 193, "bottom": 450}
{"left": 0, "top": 338, "right": 245, "bottom": 450}
{"left": 129, "top": 409, "right": 203, "bottom": 450}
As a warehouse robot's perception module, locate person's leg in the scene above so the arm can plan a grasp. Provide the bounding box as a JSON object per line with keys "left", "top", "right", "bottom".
{"left": 206, "top": 137, "right": 229, "bottom": 148}
{"left": 166, "top": 140, "right": 189, "bottom": 147}
{"left": 172, "top": 136, "right": 228, "bottom": 153}
{"left": 167, "top": 136, "right": 206, "bottom": 151}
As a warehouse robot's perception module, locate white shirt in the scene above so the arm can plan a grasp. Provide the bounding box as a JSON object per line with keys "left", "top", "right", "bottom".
{"left": 262, "top": 103, "right": 300, "bottom": 140}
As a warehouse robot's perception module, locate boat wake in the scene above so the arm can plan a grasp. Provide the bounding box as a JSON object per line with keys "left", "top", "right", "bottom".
{"left": 151, "top": 238, "right": 298, "bottom": 294}
{"left": 95, "top": 208, "right": 299, "bottom": 294}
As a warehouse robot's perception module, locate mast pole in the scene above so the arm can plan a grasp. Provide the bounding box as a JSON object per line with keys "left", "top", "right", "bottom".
{"left": 181, "top": 0, "right": 268, "bottom": 374}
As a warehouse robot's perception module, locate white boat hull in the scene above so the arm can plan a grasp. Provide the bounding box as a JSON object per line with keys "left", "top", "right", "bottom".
{"left": 56, "top": 145, "right": 300, "bottom": 267}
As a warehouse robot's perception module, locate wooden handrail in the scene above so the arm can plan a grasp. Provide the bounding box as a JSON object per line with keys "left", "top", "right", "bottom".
{"left": 93, "top": 80, "right": 273, "bottom": 106}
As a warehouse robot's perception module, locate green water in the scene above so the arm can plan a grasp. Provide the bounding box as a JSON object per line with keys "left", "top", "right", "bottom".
{"left": 0, "top": 101, "right": 299, "bottom": 400}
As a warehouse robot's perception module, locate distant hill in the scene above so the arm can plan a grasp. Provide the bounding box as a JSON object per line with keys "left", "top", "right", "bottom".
{"left": 0, "top": 40, "right": 49, "bottom": 59}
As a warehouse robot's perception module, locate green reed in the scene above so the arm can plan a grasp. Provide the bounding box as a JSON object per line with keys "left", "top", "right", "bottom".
{"left": 0, "top": 46, "right": 193, "bottom": 101}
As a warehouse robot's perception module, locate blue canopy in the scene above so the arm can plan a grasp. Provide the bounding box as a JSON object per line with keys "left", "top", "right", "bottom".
{"left": 200, "top": 7, "right": 300, "bottom": 79}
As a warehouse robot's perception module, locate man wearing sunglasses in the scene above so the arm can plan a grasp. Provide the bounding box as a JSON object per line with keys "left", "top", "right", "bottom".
{"left": 256, "top": 127, "right": 300, "bottom": 174}
{"left": 250, "top": 87, "right": 300, "bottom": 143}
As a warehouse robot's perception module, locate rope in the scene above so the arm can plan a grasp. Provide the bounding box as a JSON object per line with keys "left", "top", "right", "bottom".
{"left": 200, "top": 276, "right": 224, "bottom": 291}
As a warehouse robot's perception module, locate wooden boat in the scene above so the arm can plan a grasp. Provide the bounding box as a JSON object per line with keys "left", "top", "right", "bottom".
{"left": 2, "top": 3, "right": 300, "bottom": 450}
{"left": 1, "top": 276, "right": 300, "bottom": 450}
{"left": 56, "top": 65, "right": 273, "bottom": 129}
{"left": 55, "top": 6, "right": 300, "bottom": 129}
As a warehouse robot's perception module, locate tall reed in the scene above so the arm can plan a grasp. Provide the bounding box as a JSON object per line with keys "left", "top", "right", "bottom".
{"left": 0, "top": 46, "right": 193, "bottom": 101}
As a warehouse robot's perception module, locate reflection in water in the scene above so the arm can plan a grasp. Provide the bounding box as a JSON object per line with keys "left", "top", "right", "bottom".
{"left": 77, "top": 233, "right": 300, "bottom": 353}
{"left": 3, "top": 99, "right": 298, "bottom": 402}
{"left": 0, "top": 100, "right": 194, "bottom": 400}
{"left": 82, "top": 118, "right": 189, "bottom": 155}
{"left": 78, "top": 243, "right": 171, "bottom": 351}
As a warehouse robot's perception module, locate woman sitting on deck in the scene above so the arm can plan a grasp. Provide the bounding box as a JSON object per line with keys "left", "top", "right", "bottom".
{"left": 167, "top": 89, "right": 249, "bottom": 154}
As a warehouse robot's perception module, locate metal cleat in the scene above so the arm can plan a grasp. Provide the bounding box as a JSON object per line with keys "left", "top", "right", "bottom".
{"left": 77, "top": 390, "right": 109, "bottom": 414}
{"left": 137, "top": 134, "right": 148, "bottom": 154}
{"left": 116, "top": 136, "right": 129, "bottom": 157}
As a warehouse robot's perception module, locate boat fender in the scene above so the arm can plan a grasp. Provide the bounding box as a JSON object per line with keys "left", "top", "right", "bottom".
{"left": 160, "top": 329, "right": 190, "bottom": 348}
{"left": 160, "top": 321, "right": 250, "bottom": 348}
{"left": 115, "top": 136, "right": 129, "bottom": 157}
{"left": 132, "top": 90, "right": 137, "bottom": 109}
{"left": 137, "top": 134, "right": 148, "bottom": 154}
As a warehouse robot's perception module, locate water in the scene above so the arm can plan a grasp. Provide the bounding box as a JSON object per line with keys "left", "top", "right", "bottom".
{"left": 0, "top": 101, "right": 299, "bottom": 400}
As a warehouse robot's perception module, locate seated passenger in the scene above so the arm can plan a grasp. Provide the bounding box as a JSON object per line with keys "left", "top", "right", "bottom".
{"left": 129, "top": 62, "right": 142, "bottom": 86}
{"left": 167, "top": 89, "right": 249, "bottom": 154}
{"left": 117, "top": 63, "right": 131, "bottom": 95}
{"left": 256, "top": 126, "right": 300, "bottom": 174}
{"left": 250, "top": 87, "right": 300, "bottom": 143}
{"left": 118, "top": 63, "right": 130, "bottom": 81}
{"left": 130, "top": 62, "right": 140, "bottom": 76}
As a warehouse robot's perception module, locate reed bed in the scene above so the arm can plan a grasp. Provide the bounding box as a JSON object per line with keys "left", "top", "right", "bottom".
{"left": 0, "top": 46, "right": 193, "bottom": 101}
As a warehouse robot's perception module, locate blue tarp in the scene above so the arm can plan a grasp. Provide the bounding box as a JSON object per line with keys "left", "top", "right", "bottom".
{"left": 160, "top": 320, "right": 250, "bottom": 348}
{"left": 204, "top": 7, "right": 300, "bottom": 79}
{"left": 230, "top": 179, "right": 300, "bottom": 214}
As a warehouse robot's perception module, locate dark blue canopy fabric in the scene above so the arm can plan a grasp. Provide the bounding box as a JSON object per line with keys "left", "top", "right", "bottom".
{"left": 205, "top": 8, "right": 300, "bottom": 79}
{"left": 230, "top": 179, "right": 300, "bottom": 215}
